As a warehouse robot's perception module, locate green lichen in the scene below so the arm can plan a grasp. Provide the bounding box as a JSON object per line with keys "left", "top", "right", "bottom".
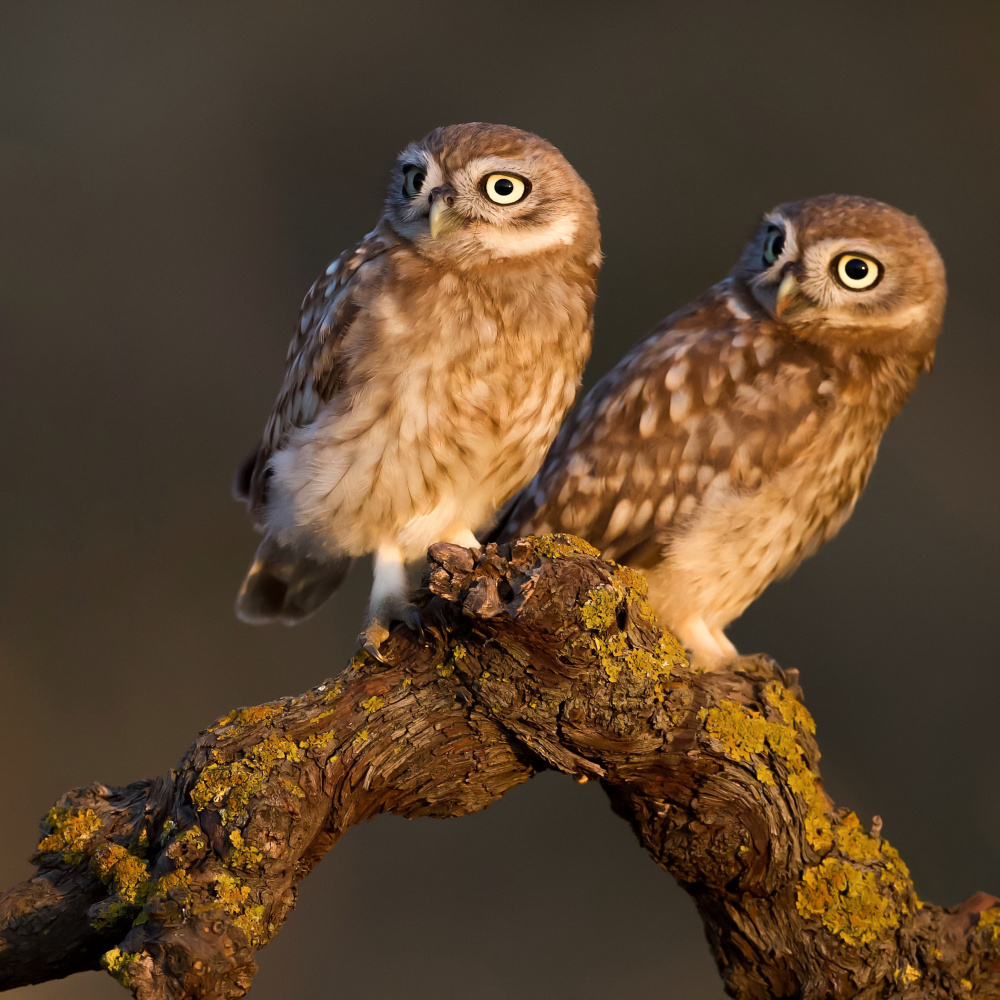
{"left": 228, "top": 829, "right": 264, "bottom": 870}
{"left": 148, "top": 869, "right": 191, "bottom": 901}
{"left": 89, "top": 897, "right": 134, "bottom": 931}
{"left": 190, "top": 734, "right": 304, "bottom": 823}
{"left": 131, "top": 868, "right": 194, "bottom": 928}
{"left": 36, "top": 807, "right": 102, "bottom": 865}
{"left": 101, "top": 947, "right": 139, "bottom": 987}
{"left": 88, "top": 842, "right": 156, "bottom": 929}
{"left": 173, "top": 827, "right": 207, "bottom": 852}
{"left": 526, "top": 533, "right": 601, "bottom": 559}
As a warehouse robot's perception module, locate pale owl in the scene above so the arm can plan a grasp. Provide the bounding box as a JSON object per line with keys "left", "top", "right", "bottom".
{"left": 234, "top": 123, "right": 601, "bottom": 657}
{"left": 498, "top": 195, "right": 946, "bottom": 667}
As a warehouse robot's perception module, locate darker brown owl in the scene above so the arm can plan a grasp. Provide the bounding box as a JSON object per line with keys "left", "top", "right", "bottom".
{"left": 497, "top": 195, "right": 946, "bottom": 666}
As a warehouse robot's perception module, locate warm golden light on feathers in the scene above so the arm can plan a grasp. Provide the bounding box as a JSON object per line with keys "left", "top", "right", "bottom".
{"left": 234, "top": 123, "right": 600, "bottom": 657}
{"left": 499, "top": 194, "right": 946, "bottom": 666}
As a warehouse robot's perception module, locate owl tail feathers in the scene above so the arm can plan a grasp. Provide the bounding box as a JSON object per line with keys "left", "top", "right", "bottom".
{"left": 236, "top": 536, "right": 352, "bottom": 626}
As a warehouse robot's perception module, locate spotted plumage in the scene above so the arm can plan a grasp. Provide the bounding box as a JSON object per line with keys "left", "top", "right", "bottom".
{"left": 498, "top": 195, "right": 946, "bottom": 666}
{"left": 234, "top": 123, "right": 600, "bottom": 657}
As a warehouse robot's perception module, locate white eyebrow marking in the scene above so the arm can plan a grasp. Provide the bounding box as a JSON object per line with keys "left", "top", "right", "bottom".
{"left": 474, "top": 213, "right": 580, "bottom": 258}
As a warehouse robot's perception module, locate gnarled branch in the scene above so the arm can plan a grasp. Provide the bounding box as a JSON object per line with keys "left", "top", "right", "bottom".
{"left": 1, "top": 536, "right": 997, "bottom": 998}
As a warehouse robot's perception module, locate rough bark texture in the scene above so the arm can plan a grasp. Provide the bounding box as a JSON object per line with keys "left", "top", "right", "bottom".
{"left": 1, "top": 536, "right": 997, "bottom": 998}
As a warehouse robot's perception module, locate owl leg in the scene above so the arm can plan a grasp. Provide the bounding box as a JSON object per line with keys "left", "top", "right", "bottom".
{"left": 444, "top": 527, "right": 482, "bottom": 549}
{"left": 710, "top": 627, "right": 739, "bottom": 659}
{"left": 674, "top": 617, "right": 732, "bottom": 671}
{"left": 358, "top": 544, "right": 418, "bottom": 663}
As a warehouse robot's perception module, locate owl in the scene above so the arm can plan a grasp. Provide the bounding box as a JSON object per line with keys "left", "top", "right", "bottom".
{"left": 497, "top": 195, "right": 946, "bottom": 667}
{"left": 234, "top": 123, "right": 601, "bottom": 658}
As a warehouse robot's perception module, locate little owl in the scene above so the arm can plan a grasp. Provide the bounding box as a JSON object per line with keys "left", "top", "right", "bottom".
{"left": 498, "top": 195, "right": 946, "bottom": 667}
{"left": 234, "top": 123, "right": 601, "bottom": 657}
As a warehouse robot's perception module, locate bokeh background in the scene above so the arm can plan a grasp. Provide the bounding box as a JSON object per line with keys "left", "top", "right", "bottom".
{"left": 2, "top": 3, "right": 998, "bottom": 997}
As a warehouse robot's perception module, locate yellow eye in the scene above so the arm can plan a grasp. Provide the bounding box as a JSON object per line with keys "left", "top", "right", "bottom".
{"left": 402, "top": 165, "right": 426, "bottom": 198}
{"left": 762, "top": 226, "right": 785, "bottom": 265}
{"left": 833, "top": 253, "right": 882, "bottom": 290}
{"left": 483, "top": 173, "right": 528, "bottom": 205}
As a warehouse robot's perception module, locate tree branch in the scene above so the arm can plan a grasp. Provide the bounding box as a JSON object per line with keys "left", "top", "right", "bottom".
{"left": 1, "top": 536, "right": 997, "bottom": 998}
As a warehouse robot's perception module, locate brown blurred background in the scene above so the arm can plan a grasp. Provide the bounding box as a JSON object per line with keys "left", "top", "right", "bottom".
{"left": 1, "top": 3, "right": 998, "bottom": 997}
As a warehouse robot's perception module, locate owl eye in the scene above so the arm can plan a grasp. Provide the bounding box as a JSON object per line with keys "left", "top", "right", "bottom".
{"left": 762, "top": 226, "right": 785, "bottom": 266}
{"left": 402, "top": 165, "right": 426, "bottom": 198}
{"left": 483, "top": 173, "right": 529, "bottom": 205}
{"left": 833, "top": 253, "right": 882, "bottom": 290}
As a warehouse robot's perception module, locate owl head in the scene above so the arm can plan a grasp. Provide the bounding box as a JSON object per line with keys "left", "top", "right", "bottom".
{"left": 732, "top": 194, "right": 947, "bottom": 367}
{"left": 383, "top": 123, "right": 600, "bottom": 268}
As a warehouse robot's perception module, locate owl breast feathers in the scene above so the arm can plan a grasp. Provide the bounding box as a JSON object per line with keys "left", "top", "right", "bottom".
{"left": 498, "top": 194, "right": 946, "bottom": 666}
{"left": 234, "top": 123, "right": 601, "bottom": 657}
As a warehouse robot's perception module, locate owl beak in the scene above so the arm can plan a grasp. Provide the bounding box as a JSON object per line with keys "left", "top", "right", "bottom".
{"left": 428, "top": 189, "right": 463, "bottom": 239}
{"left": 774, "top": 271, "right": 801, "bottom": 316}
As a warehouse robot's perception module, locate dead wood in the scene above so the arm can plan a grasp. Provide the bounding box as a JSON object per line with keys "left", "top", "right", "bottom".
{"left": 1, "top": 535, "right": 997, "bottom": 999}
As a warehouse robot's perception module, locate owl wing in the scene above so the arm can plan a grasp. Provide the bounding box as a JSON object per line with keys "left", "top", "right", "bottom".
{"left": 234, "top": 228, "right": 395, "bottom": 521}
{"left": 500, "top": 284, "right": 838, "bottom": 565}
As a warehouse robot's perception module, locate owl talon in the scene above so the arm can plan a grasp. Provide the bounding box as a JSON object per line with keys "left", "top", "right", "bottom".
{"left": 358, "top": 622, "right": 391, "bottom": 664}
{"left": 400, "top": 604, "right": 423, "bottom": 634}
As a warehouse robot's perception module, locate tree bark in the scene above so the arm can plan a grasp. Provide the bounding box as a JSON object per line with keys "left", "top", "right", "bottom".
{"left": 1, "top": 536, "right": 997, "bottom": 999}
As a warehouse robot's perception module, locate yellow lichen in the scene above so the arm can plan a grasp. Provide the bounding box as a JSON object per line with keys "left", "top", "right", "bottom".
{"left": 190, "top": 734, "right": 303, "bottom": 823}
{"left": 702, "top": 693, "right": 914, "bottom": 948}
{"left": 764, "top": 681, "right": 816, "bottom": 735}
{"left": 90, "top": 843, "right": 150, "bottom": 904}
{"left": 611, "top": 563, "right": 650, "bottom": 598}
{"left": 591, "top": 629, "right": 683, "bottom": 688}
{"left": 527, "top": 533, "right": 601, "bottom": 559}
{"left": 212, "top": 871, "right": 266, "bottom": 947}
{"left": 437, "top": 643, "right": 467, "bottom": 679}
{"left": 756, "top": 764, "right": 775, "bottom": 785}
{"left": 894, "top": 962, "right": 923, "bottom": 986}
{"left": 805, "top": 809, "right": 835, "bottom": 855}
{"left": 352, "top": 729, "right": 370, "bottom": 747}
{"left": 796, "top": 858, "right": 902, "bottom": 946}
{"left": 361, "top": 695, "right": 384, "bottom": 714}
{"left": 298, "top": 729, "right": 337, "bottom": 751}
{"left": 36, "top": 807, "right": 103, "bottom": 865}
{"left": 213, "top": 704, "right": 284, "bottom": 733}
{"left": 101, "top": 947, "right": 139, "bottom": 987}
{"left": 979, "top": 906, "right": 1000, "bottom": 941}
{"left": 704, "top": 700, "right": 769, "bottom": 762}
{"left": 228, "top": 829, "right": 264, "bottom": 870}
{"left": 580, "top": 585, "right": 619, "bottom": 631}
